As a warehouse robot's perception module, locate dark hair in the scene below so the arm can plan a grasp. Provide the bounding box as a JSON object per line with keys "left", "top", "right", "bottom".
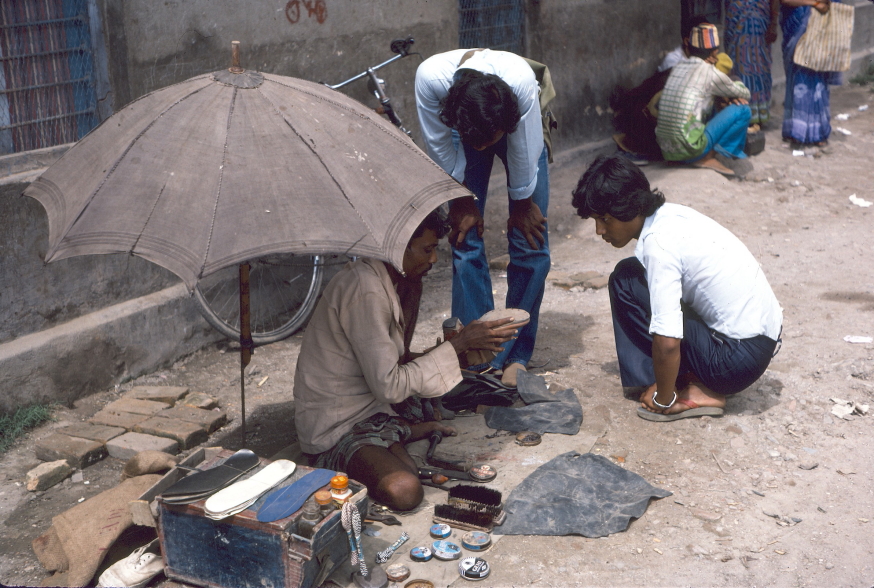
{"left": 688, "top": 44, "right": 717, "bottom": 60}
{"left": 439, "top": 70, "right": 521, "bottom": 147}
{"left": 571, "top": 154, "right": 665, "bottom": 221}
{"left": 411, "top": 208, "right": 450, "bottom": 241}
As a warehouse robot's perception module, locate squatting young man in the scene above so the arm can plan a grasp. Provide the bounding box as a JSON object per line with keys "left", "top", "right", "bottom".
{"left": 572, "top": 154, "right": 782, "bottom": 421}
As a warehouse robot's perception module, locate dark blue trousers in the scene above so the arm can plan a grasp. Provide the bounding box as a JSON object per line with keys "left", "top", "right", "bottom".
{"left": 608, "top": 258, "right": 779, "bottom": 395}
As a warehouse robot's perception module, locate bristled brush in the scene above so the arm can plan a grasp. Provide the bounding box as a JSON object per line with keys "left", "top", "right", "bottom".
{"left": 447, "top": 484, "right": 502, "bottom": 517}
{"left": 433, "top": 504, "right": 495, "bottom": 532}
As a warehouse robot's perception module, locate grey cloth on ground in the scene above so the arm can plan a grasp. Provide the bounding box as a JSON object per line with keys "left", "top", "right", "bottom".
{"left": 499, "top": 452, "right": 672, "bottom": 537}
{"left": 484, "top": 371, "right": 582, "bottom": 434}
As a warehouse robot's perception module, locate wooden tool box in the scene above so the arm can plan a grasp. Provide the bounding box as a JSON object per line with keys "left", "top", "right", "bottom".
{"left": 150, "top": 449, "right": 367, "bottom": 588}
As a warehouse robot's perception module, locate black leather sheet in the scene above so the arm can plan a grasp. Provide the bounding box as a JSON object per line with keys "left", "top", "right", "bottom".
{"left": 499, "top": 452, "right": 672, "bottom": 537}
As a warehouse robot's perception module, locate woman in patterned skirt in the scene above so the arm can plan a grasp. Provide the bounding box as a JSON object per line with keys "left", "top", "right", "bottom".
{"left": 780, "top": 0, "right": 840, "bottom": 146}
{"left": 724, "top": 0, "right": 781, "bottom": 127}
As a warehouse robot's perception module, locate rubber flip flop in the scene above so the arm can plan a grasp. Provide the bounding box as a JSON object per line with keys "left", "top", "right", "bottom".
{"left": 636, "top": 398, "right": 724, "bottom": 422}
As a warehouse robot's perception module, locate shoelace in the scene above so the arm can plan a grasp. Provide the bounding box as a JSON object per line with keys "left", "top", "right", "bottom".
{"left": 132, "top": 552, "right": 157, "bottom": 571}
{"left": 375, "top": 531, "right": 409, "bottom": 563}
{"left": 341, "top": 502, "right": 368, "bottom": 578}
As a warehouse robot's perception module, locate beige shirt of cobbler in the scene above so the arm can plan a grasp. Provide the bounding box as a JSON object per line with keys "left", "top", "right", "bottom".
{"left": 293, "top": 258, "right": 462, "bottom": 455}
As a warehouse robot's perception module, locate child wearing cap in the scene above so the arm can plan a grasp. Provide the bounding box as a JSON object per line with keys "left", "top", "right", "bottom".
{"left": 655, "top": 23, "right": 753, "bottom": 177}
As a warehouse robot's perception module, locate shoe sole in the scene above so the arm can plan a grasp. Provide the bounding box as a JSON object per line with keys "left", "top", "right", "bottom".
{"left": 636, "top": 406, "right": 724, "bottom": 422}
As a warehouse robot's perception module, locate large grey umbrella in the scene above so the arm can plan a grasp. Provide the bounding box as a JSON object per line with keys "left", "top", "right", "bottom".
{"left": 24, "top": 46, "right": 470, "bottom": 444}
{"left": 25, "top": 57, "right": 466, "bottom": 288}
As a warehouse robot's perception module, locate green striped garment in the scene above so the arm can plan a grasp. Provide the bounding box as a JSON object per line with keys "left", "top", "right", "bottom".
{"left": 655, "top": 57, "right": 750, "bottom": 161}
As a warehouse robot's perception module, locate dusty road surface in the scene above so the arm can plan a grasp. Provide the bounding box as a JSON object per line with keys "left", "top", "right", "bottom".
{"left": 1, "top": 84, "right": 873, "bottom": 588}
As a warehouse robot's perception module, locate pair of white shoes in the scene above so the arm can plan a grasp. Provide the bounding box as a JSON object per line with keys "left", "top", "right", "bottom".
{"left": 204, "top": 459, "right": 297, "bottom": 520}
{"left": 98, "top": 539, "right": 163, "bottom": 588}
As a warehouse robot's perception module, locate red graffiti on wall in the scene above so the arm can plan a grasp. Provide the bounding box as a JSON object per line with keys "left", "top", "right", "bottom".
{"left": 286, "top": 0, "right": 327, "bottom": 24}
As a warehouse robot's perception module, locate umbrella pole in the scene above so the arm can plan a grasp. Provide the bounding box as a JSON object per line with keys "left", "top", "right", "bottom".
{"left": 239, "top": 261, "right": 253, "bottom": 448}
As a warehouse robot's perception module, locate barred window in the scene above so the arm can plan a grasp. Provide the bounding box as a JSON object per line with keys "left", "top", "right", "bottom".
{"left": 458, "top": 0, "right": 525, "bottom": 55}
{"left": 0, "top": 0, "right": 100, "bottom": 155}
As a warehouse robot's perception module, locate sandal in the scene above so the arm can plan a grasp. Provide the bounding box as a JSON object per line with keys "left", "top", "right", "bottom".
{"left": 636, "top": 398, "right": 724, "bottom": 422}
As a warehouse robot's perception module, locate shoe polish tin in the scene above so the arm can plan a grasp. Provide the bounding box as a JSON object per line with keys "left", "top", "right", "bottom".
{"left": 409, "top": 546, "right": 433, "bottom": 562}
{"left": 404, "top": 581, "right": 435, "bottom": 588}
{"left": 386, "top": 563, "right": 411, "bottom": 583}
{"left": 431, "top": 540, "right": 462, "bottom": 561}
{"left": 458, "top": 556, "right": 491, "bottom": 581}
{"left": 430, "top": 523, "right": 452, "bottom": 539}
{"left": 468, "top": 463, "right": 497, "bottom": 482}
{"left": 461, "top": 531, "right": 491, "bottom": 552}
{"left": 515, "top": 431, "right": 542, "bottom": 446}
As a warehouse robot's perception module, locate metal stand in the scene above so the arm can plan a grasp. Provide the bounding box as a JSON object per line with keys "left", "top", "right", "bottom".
{"left": 239, "top": 261, "right": 253, "bottom": 448}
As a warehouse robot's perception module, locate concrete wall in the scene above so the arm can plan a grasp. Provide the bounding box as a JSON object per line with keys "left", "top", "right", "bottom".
{"left": 0, "top": 169, "right": 178, "bottom": 345}
{"left": 529, "top": 0, "right": 682, "bottom": 151}
{"left": 94, "top": 0, "right": 682, "bottom": 152}
{"left": 97, "top": 0, "right": 459, "bottom": 142}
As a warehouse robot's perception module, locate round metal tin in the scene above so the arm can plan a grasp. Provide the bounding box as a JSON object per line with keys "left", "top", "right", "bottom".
{"left": 461, "top": 531, "right": 491, "bottom": 552}
{"left": 385, "top": 563, "right": 410, "bottom": 583}
{"left": 431, "top": 540, "right": 462, "bottom": 561}
{"left": 404, "top": 581, "right": 434, "bottom": 588}
{"left": 468, "top": 463, "right": 497, "bottom": 482}
{"left": 430, "top": 523, "right": 452, "bottom": 539}
{"left": 409, "top": 546, "right": 433, "bottom": 562}
{"left": 458, "top": 557, "right": 491, "bottom": 581}
{"left": 515, "top": 431, "right": 542, "bottom": 446}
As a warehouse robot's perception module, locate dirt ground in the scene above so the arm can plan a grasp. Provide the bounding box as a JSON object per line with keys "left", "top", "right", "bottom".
{"left": 2, "top": 83, "right": 874, "bottom": 588}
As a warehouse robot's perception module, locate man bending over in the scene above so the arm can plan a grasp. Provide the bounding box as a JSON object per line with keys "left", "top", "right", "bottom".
{"left": 293, "top": 210, "right": 517, "bottom": 510}
{"left": 572, "top": 154, "right": 782, "bottom": 421}
{"left": 415, "top": 48, "right": 551, "bottom": 385}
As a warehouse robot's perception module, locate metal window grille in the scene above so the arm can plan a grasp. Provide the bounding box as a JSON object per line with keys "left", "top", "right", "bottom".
{"left": 0, "top": 0, "right": 99, "bottom": 155}
{"left": 458, "top": 0, "right": 525, "bottom": 55}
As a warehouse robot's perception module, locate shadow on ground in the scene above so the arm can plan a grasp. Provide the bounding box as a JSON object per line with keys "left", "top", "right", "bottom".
{"left": 214, "top": 400, "right": 298, "bottom": 457}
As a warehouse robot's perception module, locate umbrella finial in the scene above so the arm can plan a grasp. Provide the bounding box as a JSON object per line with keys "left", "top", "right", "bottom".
{"left": 230, "top": 41, "right": 244, "bottom": 74}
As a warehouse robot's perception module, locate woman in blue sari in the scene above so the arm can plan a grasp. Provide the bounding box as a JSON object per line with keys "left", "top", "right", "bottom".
{"left": 780, "top": 0, "right": 841, "bottom": 146}
{"left": 725, "top": 0, "right": 780, "bottom": 127}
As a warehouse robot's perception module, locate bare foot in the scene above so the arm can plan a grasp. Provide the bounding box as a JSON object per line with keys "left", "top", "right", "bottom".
{"left": 640, "top": 381, "right": 726, "bottom": 415}
{"left": 693, "top": 153, "right": 736, "bottom": 177}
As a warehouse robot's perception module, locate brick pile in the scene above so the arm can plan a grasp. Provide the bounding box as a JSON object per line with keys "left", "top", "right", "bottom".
{"left": 30, "top": 386, "right": 226, "bottom": 488}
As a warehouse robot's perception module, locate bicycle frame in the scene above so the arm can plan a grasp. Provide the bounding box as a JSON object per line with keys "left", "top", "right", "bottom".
{"left": 323, "top": 37, "right": 416, "bottom": 138}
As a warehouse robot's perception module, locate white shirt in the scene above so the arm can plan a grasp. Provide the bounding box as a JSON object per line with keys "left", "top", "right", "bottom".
{"left": 634, "top": 203, "right": 782, "bottom": 341}
{"left": 414, "top": 49, "right": 543, "bottom": 200}
{"left": 658, "top": 46, "right": 685, "bottom": 72}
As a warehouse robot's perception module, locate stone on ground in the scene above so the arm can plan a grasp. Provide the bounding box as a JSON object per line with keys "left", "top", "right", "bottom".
{"left": 26, "top": 460, "right": 72, "bottom": 491}
{"left": 126, "top": 385, "right": 189, "bottom": 406}
{"left": 89, "top": 410, "right": 150, "bottom": 430}
{"left": 133, "top": 416, "right": 208, "bottom": 449}
{"left": 158, "top": 405, "right": 227, "bottom": 433}
{"left": 102, "top": 397, "right": 170, "bottom": 415}
{"left": 35, "top": 433, "right": 107, "bottom": 469}
{"left": 180, "top": 392, "right": 218, "bottom": 410}
{"left": 55, "top": 423, "right": 126, "bottom": 443}
{"left": 106, "top": 432, "right": 179, "bottom": 460}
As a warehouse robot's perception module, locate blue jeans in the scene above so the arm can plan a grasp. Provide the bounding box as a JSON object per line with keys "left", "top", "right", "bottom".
{"left": 453, "top": 135, "right": 551, "bottom": 370}
{"left": 702, "top": 103, "right": 752, "bottom": 160}
{"left": 608, "top": 258, "right": 778, "bottom": 395}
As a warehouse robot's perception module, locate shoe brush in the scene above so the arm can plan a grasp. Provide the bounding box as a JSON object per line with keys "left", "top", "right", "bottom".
{"left": 447, "top": 484, "right": 502, "bottom": 517}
